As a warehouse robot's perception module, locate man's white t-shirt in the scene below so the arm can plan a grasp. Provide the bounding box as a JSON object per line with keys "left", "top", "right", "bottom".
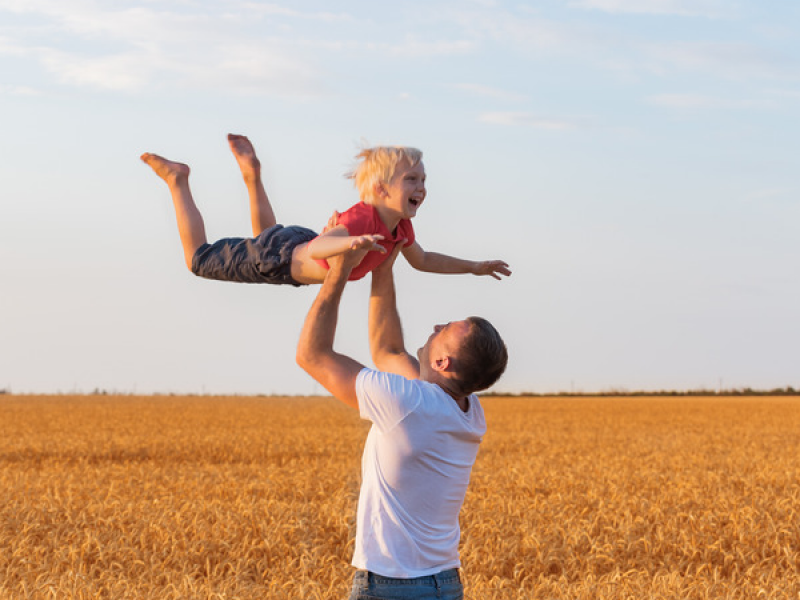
{"left": 353, "top": 367, "right": 487, "bottom": 578}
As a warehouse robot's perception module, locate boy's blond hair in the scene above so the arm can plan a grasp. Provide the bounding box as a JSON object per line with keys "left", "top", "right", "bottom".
{"left": 346, "top": 146, "right": 423, "bottom": 205}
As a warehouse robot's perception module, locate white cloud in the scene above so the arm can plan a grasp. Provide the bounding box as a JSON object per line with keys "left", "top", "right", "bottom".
{"left": 453, "top": 83, "right": 527, "bottom": 102}
{"left": 468, "top": 11, "right": 586, "bottom": 53}
{"left": 388, "top": 37, "right": 474, "bottom": 58}
{"left": 0, "top": 1, "right": 486, "bottom": 96}
{"left": 0, "top": 34, "right": 34, "bottom": 58}
{"left": 232, "top": 2, "right": 353, "bottom": 22}
{"left": 39, "top": 49, "right": 151, "bottom": 91}
{"left": 0, "top": 1, "right": 328, "bottom": 96}
{"left": 479, "top": 111, "right": 590, "bottom": 129}
{"left": 0, "top": 84, "right": 40, "bottom": 95}
{"left": 465, "top": 0, "right": 499, "bottom": 8}
{"left": 646, "top": 93, "right": 770, "bottom": 110}
{"left": 445, "top": 3, "right": 792, "bottom": 88}
{"left": 178, "top": 44, "right": 325, "bottom": 97}
{"left": 4, "top": 0, "right": 793, "bottom": 101}
{"left": 647, "top": 42, "right": 798, "bottom": 81}
{"left": 648, "top": 93, "right": 711, "bottom": 108}
{"left": 430, "top": 3, "right": 596, "bottom": 59}
{"left": 571, "top": 0, "right": 732, "bottom": 18}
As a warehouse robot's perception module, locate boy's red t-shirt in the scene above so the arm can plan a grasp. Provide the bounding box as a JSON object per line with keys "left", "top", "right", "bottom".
{"left": 316, "top": 202, "right": 415, "bottom": 281}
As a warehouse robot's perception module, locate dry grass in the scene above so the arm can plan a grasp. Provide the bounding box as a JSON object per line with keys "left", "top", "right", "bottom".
{"left": 1, "top": 394, "right": 799, "bottom": 599}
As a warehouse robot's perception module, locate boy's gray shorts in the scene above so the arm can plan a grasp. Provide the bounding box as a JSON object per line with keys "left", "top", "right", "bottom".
{"left": 191, "top": 224, "right": 318, "bottom": 286}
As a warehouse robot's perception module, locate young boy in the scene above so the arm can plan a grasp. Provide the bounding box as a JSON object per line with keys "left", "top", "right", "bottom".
{"left": 141, "top": 134, "right": 511, "bottom": 286}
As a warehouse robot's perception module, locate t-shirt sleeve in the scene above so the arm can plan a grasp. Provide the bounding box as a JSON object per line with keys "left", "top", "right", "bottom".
{"left": 398, "top": 219, "right": 415, "bottom": 247}
{"left": 335, "top": 204, "right": 373, "bottom": 236}
{"left": 356, "top": 368, "right": 421, "bottom": 433}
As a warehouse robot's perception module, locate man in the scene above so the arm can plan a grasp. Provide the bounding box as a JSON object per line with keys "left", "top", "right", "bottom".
{"left": 296, "top": 246, "right": 508, "bottom": 600}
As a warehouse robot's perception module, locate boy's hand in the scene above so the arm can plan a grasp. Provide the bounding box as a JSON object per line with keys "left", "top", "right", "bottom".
{"left": 350, "top": 234, "right": 386, "bottom": 254}
{"left": 474, "top": 260, "right": 512, "bottom": 280}
{"left": 327, "top": 234, "right": 385, "bottom": 274}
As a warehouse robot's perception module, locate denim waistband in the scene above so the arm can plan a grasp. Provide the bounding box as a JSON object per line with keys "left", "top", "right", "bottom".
{"left": 354, "top": 568, "right": 460, "bottom": 586}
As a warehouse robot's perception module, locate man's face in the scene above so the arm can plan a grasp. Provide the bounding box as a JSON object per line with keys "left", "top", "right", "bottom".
{"left": 379, "top": 160, "right": 426, "bottom": 220}
{"left": 417, "top": 320, "right": 471, "bottom": 368}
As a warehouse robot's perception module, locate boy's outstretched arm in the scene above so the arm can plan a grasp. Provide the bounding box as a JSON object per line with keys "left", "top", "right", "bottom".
{"left": 402, "top": 241, "right": 511, "bottom": 280}
{"left": 369, "top": 246, "right": 420, "bottom": 380}
{"left": 307, "top": 225, "right": 386, "bottom": 261}
{"left": 296, "top": 250, "right": 367, "bottom": 409}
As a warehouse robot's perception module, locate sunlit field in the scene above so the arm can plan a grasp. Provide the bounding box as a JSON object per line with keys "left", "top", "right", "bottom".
{"left": 2, "top": 394, "right": 799, "bottom": 599}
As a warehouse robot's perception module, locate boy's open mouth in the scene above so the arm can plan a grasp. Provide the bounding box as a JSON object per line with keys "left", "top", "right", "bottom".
{"left": 409, "top": 198, "right": 420, "bottom": 207}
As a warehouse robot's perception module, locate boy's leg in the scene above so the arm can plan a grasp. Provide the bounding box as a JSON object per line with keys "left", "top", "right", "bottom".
{"left": 140, "top": 153, "right": 207, "bottom": 271}
{"left": 228, "top": 134, "right": 277, "bottom": 236}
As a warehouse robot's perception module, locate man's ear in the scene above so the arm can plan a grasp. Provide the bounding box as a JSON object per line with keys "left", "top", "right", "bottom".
{"left": 433, "top": 356, "right": 451, "bottom": 373}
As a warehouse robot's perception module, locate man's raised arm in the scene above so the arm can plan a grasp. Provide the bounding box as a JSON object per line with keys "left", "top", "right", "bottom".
{"left": 368, "top": 247, "right": 421, "bottom": 380}
{"left": 296, "top": 254, "right": 366, "bottom": 409}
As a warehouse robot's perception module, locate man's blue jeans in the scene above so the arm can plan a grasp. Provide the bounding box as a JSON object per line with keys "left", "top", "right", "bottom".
{"left": 348, "top": 568, "right": 463, "bottom": 600}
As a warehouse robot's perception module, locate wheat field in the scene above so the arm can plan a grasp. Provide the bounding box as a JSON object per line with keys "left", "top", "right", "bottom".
{"left": 1, "top": 394, "right": 799, "bottom": 599}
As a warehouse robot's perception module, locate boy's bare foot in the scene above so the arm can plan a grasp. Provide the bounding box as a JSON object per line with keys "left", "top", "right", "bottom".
{"left": 140, "top": 153, "right": 190, "bottom": 186}
{"left": 228, "top": 133, "right": 261, "bottom": 181}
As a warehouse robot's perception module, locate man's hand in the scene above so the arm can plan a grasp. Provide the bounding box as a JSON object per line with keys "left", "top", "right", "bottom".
{"left": 473, "top": 260, "right": 512, "bottom": 280}
{"left": 321, "top": 211, "right": 341, "bottom": 234}
{"left": 372, "top": 239, "right": 406, "bottom": 275}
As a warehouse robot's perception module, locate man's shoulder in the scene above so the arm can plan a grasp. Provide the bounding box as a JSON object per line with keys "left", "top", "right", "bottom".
{"left": 357, "top": 367, "right": 422, "bottom": 394}
{"left": 358, "top": 368, "right": 437, "bottom": 406}
{"left": 356, "top": 368, "right": 428, "bottom": 428}
{"left": 359, "top": 370, "right": 452, "bottom": 408}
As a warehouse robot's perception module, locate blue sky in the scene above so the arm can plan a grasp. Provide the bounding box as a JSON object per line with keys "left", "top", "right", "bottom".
{"left": 1, "top": 0, "right": 798, "bottom": 395}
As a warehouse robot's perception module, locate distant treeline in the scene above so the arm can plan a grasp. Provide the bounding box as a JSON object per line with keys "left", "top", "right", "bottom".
{"left": 2, "top": 387, "right": 798, "bottom": 398}
{"left": 486, "top": 386, "right": 799, "bottom": 398}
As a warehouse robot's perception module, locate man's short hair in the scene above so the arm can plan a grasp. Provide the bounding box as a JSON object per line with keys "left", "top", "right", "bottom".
{"left": 454, "top": 317, "right": 508, "bottom": 395}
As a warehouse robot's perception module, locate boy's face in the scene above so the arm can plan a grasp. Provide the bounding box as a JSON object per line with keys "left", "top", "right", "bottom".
{"left": 378, "top": 160, "right": 426, "bottom": 220}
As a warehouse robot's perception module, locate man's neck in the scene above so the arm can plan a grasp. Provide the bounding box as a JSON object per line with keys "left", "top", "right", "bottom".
{"left": 453, "top": 395, "right": 470, "bottom": 413}
{"left": 436, "top": 380, "right": 470, "bottom": 413}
